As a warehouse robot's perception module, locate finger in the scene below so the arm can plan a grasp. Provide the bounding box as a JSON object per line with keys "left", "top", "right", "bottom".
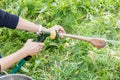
{"left": 38, "top": 43, "right": 44, "bottom": 47}
{"left": 34, "top": 42, "right": 44, "bottom": 45}
{"left": 59, "top": 29, "right": 65, "bottom": 33}
{"left": 58, "top": 28, "right": 66, "bottom": 33}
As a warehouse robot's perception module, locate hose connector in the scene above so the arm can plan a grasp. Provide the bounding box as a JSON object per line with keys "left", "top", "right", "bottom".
{"left": 50, "top": 30, "right": 59, "bottom": 39}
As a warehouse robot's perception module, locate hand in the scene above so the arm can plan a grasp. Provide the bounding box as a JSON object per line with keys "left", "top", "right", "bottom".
{"left": 48, "top": 25, "right": 66, "bottom": 34}
{"left": 22, "top": 39, "right": 44, "bottom": 56}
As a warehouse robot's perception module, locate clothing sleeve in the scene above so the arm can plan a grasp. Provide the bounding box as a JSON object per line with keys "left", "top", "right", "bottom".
{"left": 0, "top": 9, "right": 19, "bottom": 29}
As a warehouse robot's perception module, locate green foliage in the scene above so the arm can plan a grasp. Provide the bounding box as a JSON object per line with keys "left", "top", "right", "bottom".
{"left": 0, "top": 0, "right": 120, "bottom": 80}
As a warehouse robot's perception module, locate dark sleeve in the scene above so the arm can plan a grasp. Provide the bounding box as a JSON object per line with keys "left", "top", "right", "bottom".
{"left": 0, "top": 9, "right": 19, "bottom": 29}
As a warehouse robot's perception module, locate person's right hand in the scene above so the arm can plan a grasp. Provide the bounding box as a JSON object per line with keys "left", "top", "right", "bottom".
{"left": 22, "top": 39, "right": 44, "bottom": 56}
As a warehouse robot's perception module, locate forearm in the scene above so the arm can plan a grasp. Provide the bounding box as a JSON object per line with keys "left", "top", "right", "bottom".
{"left": 0, "top": 9, "right": 48, "bottom": 32}
{"left": 0, "top": 48, "right": 28, "bottom": 72}
{"left": 16, "top": 17, "right": 48, "bottom": 33}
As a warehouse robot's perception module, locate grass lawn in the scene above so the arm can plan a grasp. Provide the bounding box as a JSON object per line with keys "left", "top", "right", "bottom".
{"left": 0, "top": 0, "right": 120, "bottom": 80}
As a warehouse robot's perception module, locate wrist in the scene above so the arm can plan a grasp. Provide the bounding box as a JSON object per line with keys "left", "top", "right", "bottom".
{"left": 19, "top": 47, "right": 29, "bottom": 57}
{"left": 38, "top": 25, "right": 49, "bottom": 32}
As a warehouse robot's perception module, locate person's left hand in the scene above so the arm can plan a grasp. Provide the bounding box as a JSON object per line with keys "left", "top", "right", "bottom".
{"left": 48, "top": 25, "right": 66, "bottom": 34}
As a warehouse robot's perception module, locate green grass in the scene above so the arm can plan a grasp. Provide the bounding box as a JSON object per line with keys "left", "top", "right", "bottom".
{"left": 0, "top": 0, "right": 120, "bottom": 80}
